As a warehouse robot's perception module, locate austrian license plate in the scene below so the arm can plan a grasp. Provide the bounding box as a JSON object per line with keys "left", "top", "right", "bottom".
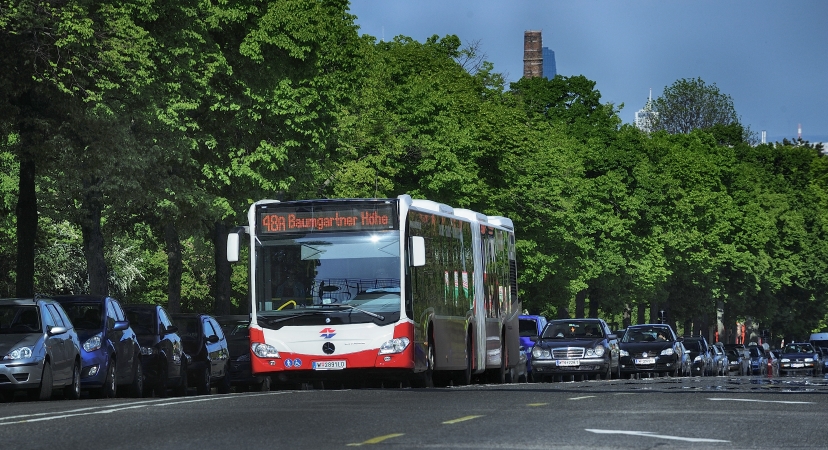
{"left": 635, "top": 358, "right": 656, "bottom": 365}
{"left": 791, "top": 363, "right": 804, "bottom": 368}
{"left": 556, "top": 359, "right": 580, "bottom": 367}
{"left": 312, "top": 360, "right": 346, "bottom": 370}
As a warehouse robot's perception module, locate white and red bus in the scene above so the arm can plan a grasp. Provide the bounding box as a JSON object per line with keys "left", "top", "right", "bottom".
{"left": 226, "top": 195, "right": 521, "bottom": 387}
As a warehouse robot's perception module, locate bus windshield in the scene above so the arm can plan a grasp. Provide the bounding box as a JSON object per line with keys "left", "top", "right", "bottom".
{"left": 254, "top": 230, "right": 401, "bottom": 324}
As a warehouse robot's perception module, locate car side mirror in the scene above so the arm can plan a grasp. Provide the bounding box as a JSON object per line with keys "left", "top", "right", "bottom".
{"left": 607, "top": 334, "right": 617, "bottom": 340}
{"left": 162, "top": 324, "right": 178, "bottom": 336}
{"left": 113, "top": 320, "right": 129, "bottom": 332}
{"left": 47, "top": 326, "right": 68, "bottom": 336}
{"left": 207, "top": 335, "right": 220, "bottom": 344}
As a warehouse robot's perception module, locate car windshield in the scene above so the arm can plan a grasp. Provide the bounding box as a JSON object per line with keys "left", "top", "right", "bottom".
{"left": 62, "top": 303, "right": 103, "bottom": 331}
{"left": 0, "top": 305, "right": 40, "bottom": 334}
{"left": 684, "top": 340, "right": 703, "bottom": 352}
{"left": 176, "top": 316, "right": 201, "bottom": 340}
{"left": 622, "top": 327, "right": 673, "bottom": 343}
{"left": 726, "top": 350, "right": 740, "bottom": 359}
{"left": 541, "top": 321, "right": 604, "bottom": 339}
{"left": 784, "top": 344, "right": 815, "bottom": 354}
{"left": 519, "top": 319, "right": 539, "bottom": 338}
{"left": 125, "top": 309, "right": 156, "bottom": 335}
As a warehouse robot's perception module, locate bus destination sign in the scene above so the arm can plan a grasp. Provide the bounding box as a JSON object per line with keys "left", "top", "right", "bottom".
{"left": 259, "top": 204, "right": 396, "bottom": 234}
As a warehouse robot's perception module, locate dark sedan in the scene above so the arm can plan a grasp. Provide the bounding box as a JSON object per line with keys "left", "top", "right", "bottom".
{"left": 618, "top": 324, "right": 683, "bottom": 378}
{"left": 530, "top": 318, "right": 619, "bottom": 381}
{"left": 0, "top": 297, "right": 81, "bottom": 402}
{"left": 778, "top": 343, "right": 821, "bottom": 376}
{"left": 216, "top": 315, "right": 272, "bottom": 391}
{"left": 171, "top": 313, "right": 231, "bottom": 395}
{"left": 55, "top": 295, "right": 143, "bottom": 398}
{"left": 123, "top": 304, "right": 188, "bottom": 397}
{"left": 747, "top": 344, "right": 768, "bottom": 376}
{"left": 684, "top": 337, "right": 713, "bottom": 376}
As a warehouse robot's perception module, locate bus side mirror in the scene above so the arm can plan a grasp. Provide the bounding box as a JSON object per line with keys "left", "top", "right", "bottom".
{"left": 227, "top": 233, "right": 240, "bottom": 263}
{"left": 410, "top": 236, "right": 425, "bottom": 267}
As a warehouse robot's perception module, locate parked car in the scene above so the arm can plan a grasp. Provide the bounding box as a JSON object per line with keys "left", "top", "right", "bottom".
{"left": 530, "top": 318, "right": 619, "bottom": 381}
{"left": 710, "top": 343, "right": 728, "bottom": 376}
{"left": 216, "top": 315, "right": 272, "bottom": 391}
{"left": 683, "top": 337, "right": 713, "bottom": 376}
{"left": 778, "top": 342, "right": 821, "bottom": 377}
{"left": 0, "top": 297, "right": 81, "bottom": 401}
{"left": 676, "top": 341, "right": 692, "bottom": 376}
{"left": 518, "top": 314, "right": 547, "bottom": 382}
{"left": 171, "top": 313, "right": 231, "bottom": 395}
{"left": 123, "top": 304, "right": 188, "bottom": 397}
{"left": 747, "top": 344, "right": 768, "bottom": 376}
{"left": 724, "top": 346, "right": 750, "bottom": 376}
{"left": 54, "top": 295, "right": 143, "bottom": 398}
{"left": 818, "top": 347, "right": 828, "bottom": 375}
{"left": 618, "top": 324, "right": 683, "bottom": 378}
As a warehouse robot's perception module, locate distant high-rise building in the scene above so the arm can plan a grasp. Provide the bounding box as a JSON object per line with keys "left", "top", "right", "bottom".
{"left": 542, "top": 47, "right": 556, "bottom": 79}
{"left": 523, "top": 31, "right": 543, "bottom": 78}
{"left": 635, "top": 89, "right": 658, "bottom": 133}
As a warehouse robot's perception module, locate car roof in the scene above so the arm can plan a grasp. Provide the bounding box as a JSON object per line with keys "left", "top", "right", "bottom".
{"left": 53, "top": 294, "right": 111, "bottom": 303}
{"left": 0, "top": 297, "right": 58, "bottom": 305}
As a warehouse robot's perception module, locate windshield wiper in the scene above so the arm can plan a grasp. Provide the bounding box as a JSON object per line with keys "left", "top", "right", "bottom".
{"left": 326, "top": 304, "right": 385, "bottom": 321}
{"left": 260, "top": 311, "right": 325, "bottom": 325}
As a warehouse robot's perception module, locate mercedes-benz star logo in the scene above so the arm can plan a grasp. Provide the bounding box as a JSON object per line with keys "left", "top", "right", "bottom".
{"left": 322, "top": 342, "right": 335, "bottom": 355}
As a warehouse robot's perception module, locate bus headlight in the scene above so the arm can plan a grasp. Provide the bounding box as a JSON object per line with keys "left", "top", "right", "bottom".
{"left": 379, "top": 337, "right": 410, "bottom": 355}
{"left": 251, "top": 343, "right": 280, "bottom": 358}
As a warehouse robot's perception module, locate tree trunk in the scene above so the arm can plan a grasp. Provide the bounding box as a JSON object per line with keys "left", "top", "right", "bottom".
{"left": 165, "top": 222, "right": 182, "bottom": 313}
{"left": 587, "top": 293, "right": 599, "bottom": 318}
{"left": 575, "top": 288, "right": 587, "bottom": 318}
{"left": 81, "top": 187, "right": 108, "bottom": 296}
{"left": 15, "top": 154, "right": 37, "bottom": 297}
{"left": 716, "top": 299, "right": 725, "bottom": 344}
{"left": 636, "top": 303, "right": 646, "bottom": 325}
{"left": 622, "top": 304, "right": 631, "bottom": 328}
{"left": 213, "top": 221, "right": 233, "bottom": 315}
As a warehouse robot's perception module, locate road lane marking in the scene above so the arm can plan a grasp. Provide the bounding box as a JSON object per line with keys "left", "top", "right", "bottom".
{"left": 568, "top": 395, "right": 596, "bottom": 400}
{"left": 346, "top": 433, "right": 405, "bottom": 446}
{"left": 527, "top": 403, "right": 548, "bottom": 407}
{"left": 708, "top": 398, "right": 813, "bottom": 404}
{"left": 0, "top": 391, "right": 291, "bottom": 426}
{"left": 585, "top": 429, "right": 729, "bottom": 443}
{"left": 442, "top": 415, "right": 483, "bottom": 424}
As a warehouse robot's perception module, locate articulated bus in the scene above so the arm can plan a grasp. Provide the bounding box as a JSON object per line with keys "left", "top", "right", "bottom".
{"left": 226, "top": 195, "right": 521, "bottom": 387}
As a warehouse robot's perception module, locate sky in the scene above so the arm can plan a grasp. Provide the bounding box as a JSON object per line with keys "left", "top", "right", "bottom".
{"left": 348, "top": 0, "right": 828, "bottom": 143}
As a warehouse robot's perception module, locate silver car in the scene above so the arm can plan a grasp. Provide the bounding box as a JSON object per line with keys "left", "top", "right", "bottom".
{"left": 0, "top": 297, "right": 82, "bottom": 401}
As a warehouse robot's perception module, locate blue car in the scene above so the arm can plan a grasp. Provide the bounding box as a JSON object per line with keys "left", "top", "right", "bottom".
{"left": 518, "top": 315, "right": 547, "bottom": 381}
{"left": 55, "top": 295, "right": 143, "bottom": 398}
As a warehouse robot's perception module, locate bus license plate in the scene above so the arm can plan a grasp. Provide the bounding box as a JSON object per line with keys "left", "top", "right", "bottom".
{"left": 556, "top": 359, "right": 580, "bottom": 367}
{"left": 313, "top": 360, "right": 346, "bottom": 370}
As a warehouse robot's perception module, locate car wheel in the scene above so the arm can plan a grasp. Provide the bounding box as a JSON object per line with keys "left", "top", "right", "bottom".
{"left": 102, "top": 361, "right": 117, "bottom": 398}
{"left": 32, "top": 360, "right": 53, "bottom": 401}
{"left": 129, "top": 358, "right": 144, "bottom": 398}
{"left": 217, "top": 363, "right": 231, "bottom": 394}
{"left": 458, "top": 337, "right": 472, "bottom": 386}
{"left": 172, "top": 361, "right": 188, "bottom": 397}
{"left": 64, "top": 361, "right": 81, "bottom": 400}
{"left": 196, "top": 366, "right": 211, "bottom": 395}
{"left": 155, "top": 365, "right": 169, "bottom": 398}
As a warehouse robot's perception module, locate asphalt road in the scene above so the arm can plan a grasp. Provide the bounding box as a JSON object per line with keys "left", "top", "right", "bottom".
{"left": 2, "top": 374, "right": 828, "bottom": 449}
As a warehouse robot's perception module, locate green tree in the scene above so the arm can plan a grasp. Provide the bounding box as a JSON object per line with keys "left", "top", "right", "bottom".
{"left": 650, "top": 77, "right": 739, "bottom": 135}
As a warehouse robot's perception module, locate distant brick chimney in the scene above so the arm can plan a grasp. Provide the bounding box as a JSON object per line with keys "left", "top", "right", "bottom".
{"left": 523, "top": 30, "right": 543, "bottom": 78}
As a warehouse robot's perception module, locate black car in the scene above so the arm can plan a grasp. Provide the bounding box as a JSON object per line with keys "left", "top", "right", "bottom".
{"left": 0, "top": 297, "right": 82, "bottom": 401}
{"left": 123, "top": 304, "right": 187, "bottom": 397}
{"left": 530, "top": 318, "right": 619, "bottom": 381}
{"left": 778, "top": 342, "right": 822, "bottom": 377}
{"left": 54, "top": 295, "right": 143, "bottom": 398}
{"left": 710, "top": 343, "right": 728, "bottom": 376}
{"left": 683, "top": 337, "right": 713, "bottom": 376}
{"left": 171, "top": 313, "right": 231, "bottom": 395}
{"left": 216, "top": 315, "right": 272, "bottom": 391}
{"left": 618, "top": 324, "right": 683, "bottom": 378}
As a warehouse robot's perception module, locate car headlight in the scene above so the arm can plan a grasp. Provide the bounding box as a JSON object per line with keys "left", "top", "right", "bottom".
{"left": 585, "top": 348, "right": 595, "bottom": 357}
{"left": 5, "top": 346, "right": 33, "bottom": 360}
{"left": 140, "top": 346, "right": 157, "bottom": 355}
{"left": 619, "top": 349, "right": 629, "bottom": 357}
{"left": 660, "top": 348, "right": 674, "bottom": 356}
{"left": 781, "top": 358, "right": 790, "bottom": 362}
{"left": 83, "top": 333, "right": 103, "bottom": 352}
{"left": 805, "top": 358, "right": 814, "bottom": 362}
{"left": 593, "top": 346, "right": 605, "bottom": 357}
{"left": 532, "top": 347, "right": 551, "bottom": 359}
{"left": 694, "top": 355, "right": 702, "bottom": 362}
{"left": 251, "top": 342, "right": 280, "bottom": 358}
{"left": 379, "top": 337, "right": 410, "bottom": 355}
